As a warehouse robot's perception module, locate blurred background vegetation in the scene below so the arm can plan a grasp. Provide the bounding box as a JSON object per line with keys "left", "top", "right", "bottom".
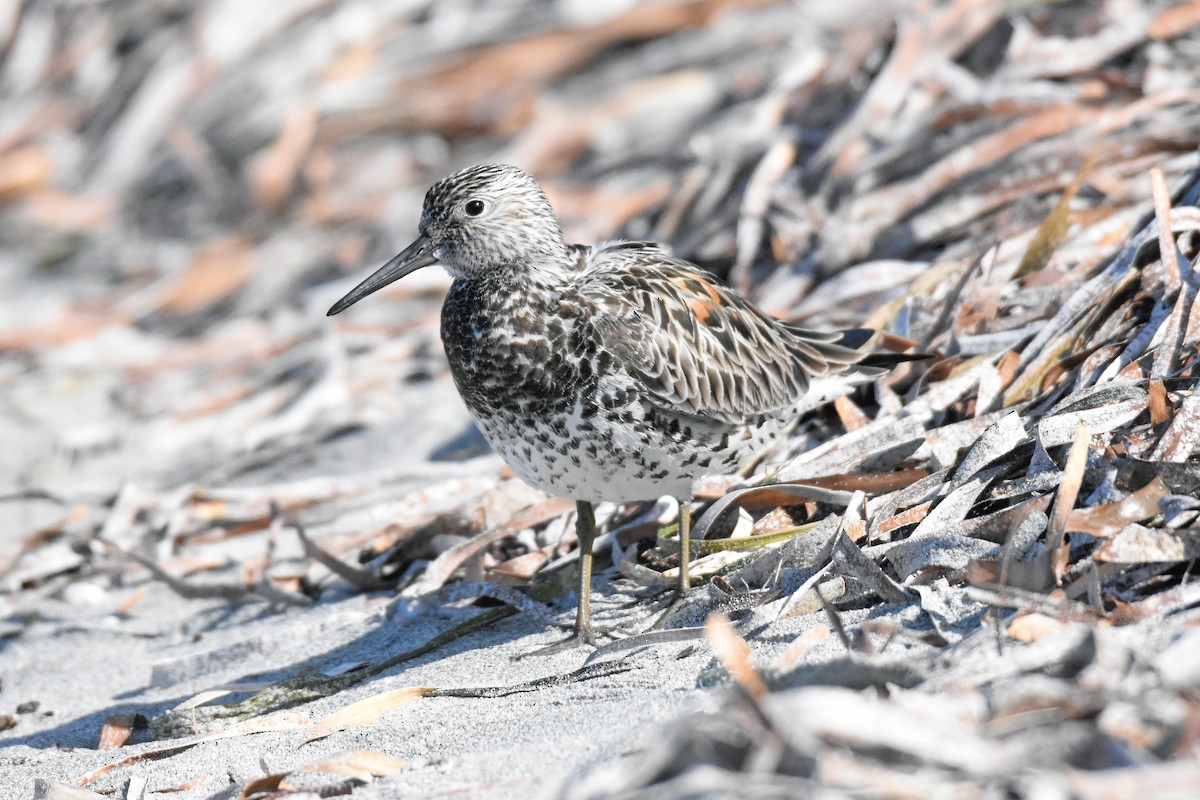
{"left": 2, "top": 0, "right": 1198, "bottom": 566}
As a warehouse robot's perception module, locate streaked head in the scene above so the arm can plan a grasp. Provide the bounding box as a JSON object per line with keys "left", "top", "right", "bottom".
{"left": 327, "top": 164, "right": 570, "bottom": 316}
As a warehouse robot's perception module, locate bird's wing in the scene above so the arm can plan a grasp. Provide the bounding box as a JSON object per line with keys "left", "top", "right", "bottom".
{"left": 575, "top": 242, "right": 877, "bottom": 425}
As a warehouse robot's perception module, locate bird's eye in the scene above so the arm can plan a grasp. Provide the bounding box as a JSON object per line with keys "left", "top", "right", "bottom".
{"left": 464, "top": 200, "right": 486, "bottom": 217}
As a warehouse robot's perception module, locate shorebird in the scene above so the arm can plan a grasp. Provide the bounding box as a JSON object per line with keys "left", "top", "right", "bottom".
{"left": 328, "top": 164, "right": 912, "bottom": 643}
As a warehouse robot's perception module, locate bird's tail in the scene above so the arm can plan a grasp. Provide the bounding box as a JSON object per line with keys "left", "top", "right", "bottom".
{"left": 856, "top": 351, "right": 931, "bottom": 369}
{"left": 785, "top": 325, "right": 931, "bottom": 379}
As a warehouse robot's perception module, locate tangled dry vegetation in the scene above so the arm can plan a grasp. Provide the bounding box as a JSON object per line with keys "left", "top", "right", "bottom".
{"left": 4, "top": 0, "right": 1200, "bottom": 797}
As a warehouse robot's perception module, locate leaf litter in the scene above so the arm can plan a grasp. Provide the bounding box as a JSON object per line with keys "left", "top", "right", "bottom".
{"left": 2, "top": 0, "right": 1200, "bottom": 797}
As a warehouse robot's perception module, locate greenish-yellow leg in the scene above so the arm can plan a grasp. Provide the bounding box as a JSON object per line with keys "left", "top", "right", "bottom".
{"left": 646, "top": 498, "right": 694, "bottom": 632}
{"left": 677, "top": 498, "right": 691, "bottom": 595}
{"left": 574, "top": 499, "right": 597, "bottom": 639}
{"left": 524, "top": 500, "right": 600, "bottom": 655}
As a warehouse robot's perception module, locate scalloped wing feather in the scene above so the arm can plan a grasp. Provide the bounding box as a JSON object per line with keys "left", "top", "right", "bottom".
{"left": 577, "top": 243, "right": 880, "bottom": 426}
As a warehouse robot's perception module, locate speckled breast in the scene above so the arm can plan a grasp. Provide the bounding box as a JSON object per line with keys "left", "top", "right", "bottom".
{"left": 438, "top": 276, "right": 769, "bottom": 502}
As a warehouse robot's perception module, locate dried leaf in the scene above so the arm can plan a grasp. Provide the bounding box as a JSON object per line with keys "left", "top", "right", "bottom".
{"left": 156, "top": 236, "right": 255, "bottom": 314}
{"left": 0, "top": 305, "right": 130, "bottom": 352}
{"left": 1150, "top": 166, "right": 1181, "bottom": 288}
{"left": 404, "top": 495, "right": 570, "bottom": 596}
{"left": 1013, "top": 154, "right": 1096, "bottom": 278}
{"left": 360, "top": 0, "right": 758, "bottom": 137}
{"left": 488, "top": 548, "right": 551, "bottom": 580}
{"left": 26, "top": 190, "right": 114, "bottom": 233}
{"left": 776, "top": 625, "right": 833, "bottom": 670}
{"left": 236, "top": 773, "right": 283, "bottom": 798}
{"left": 0, "top": 145, "right": 53, "bottom": 201}
{"left": 306, "top": 686, "right": 434, "bottom": 742}
{"left": 875, "top": 501, "right": 932, "bottom": 538}
{"left": 705, "top": 613, "right": 767, "bottom": 700}
{"left": 76, "top": 713, "right": 310, "bottom": 786}
{"left": 1152, "top": 394, "right": 1200, "bottom": 462}
{"left": 1148, "top": 1, "right": 1200, "bottom": 39}
{"left": 153, "top": 775, "right": 211, "bottom": 793}
{"left": 1047, "top": 423, "right": 1090, "bottom": 584}
{"left": 1149, "top": 379, "right": 1170, "bottom": 426}
{"left": 1066, "top": 478, "right": 1169, "bottom": 538}
{"left": 298, "top": 749, "right": 407, "bottom": 781}
{"left": 1094, "top": 524, "right": 1200, "bottom": 564}
{"left": 238, "top": 750, "right": 405, "bottom": 798}
{"left": 251, "top": 104, "right": 318, "bottom": 215}
{"left": 98, "top": 713, "right": 141, "bottom": 750}
{"left": 1007, "top": 612, "right": 1068, "bottom": 643}
{"left": 833, "top": 395, "right": 871, "bottom": 431}
{"left": 113, "top": 585, "right": 148, "bottom": 615}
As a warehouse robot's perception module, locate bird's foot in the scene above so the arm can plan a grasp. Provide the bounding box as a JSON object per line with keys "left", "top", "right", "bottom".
{"left": 524, "top": 624, "right": 613, "bottom": 657}
{"left": 646, "top": 588, "right": 690, "bottom": 631}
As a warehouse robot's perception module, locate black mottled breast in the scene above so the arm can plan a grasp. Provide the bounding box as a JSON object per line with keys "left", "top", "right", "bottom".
{"left": 440, "top": 275, "right": 594, "bottom": 418}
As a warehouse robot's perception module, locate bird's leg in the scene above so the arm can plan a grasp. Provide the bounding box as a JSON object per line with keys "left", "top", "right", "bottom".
{"left": 646, "top": 497, "right": 694, "bottom": 632}
{"left": 523, "top": 500, "right": 608, "bottom": 656}
{"left": 573, "top": 499, "right": 597, "bottom": 640}
{"left": 677, "top": 497, "right": 692, "bottom": 595}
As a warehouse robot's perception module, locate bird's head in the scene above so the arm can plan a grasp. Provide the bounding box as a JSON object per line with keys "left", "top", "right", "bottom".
{"left": 327, "top": 164, "right": 570, "bottom": 316}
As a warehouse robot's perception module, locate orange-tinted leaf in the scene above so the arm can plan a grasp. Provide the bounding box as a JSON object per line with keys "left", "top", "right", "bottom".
{"left": 306, "top": 686, "right": 434, "bottom": 742}
{"left": 251, "top": 105, "right": 318, "bottom": 215}
{"left": 300, "top": 750, "right": 407, "bottom": 781}
{"left": 1149, "top": 380, "right": 1170, "bottom": 426}
{"left": 1007, "top": 612, "right": 1067, "bottom": 643}
{"left": 156, "top": 236, "right": 255, "bottom": 314}
{"left": 0, "top": 145, "right": 52, "bottom": 201}
{"left": 705, "top": 613, "right": 767, "bottom": 700}
{"left": 1066, "top": 478, "right": 1169, "bottom": 538}
{"left": 1149, "top": 0, "right": 1200, "bottom": 39}
{"left": 834, "top": 396, "right": 871, "bottom": 431}
{"left": 98, "top": 713, "right": 141, "bottom": 750}
{"left": 1047, "top": 423, "right": 1090, "bottom": 584}
{"left": 26, "top": 190, "right": 114, "bottom": 232}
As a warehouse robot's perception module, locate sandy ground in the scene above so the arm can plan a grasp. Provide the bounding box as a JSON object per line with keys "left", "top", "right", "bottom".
{"left": 1, "top": 540, "right": 844, "bottom": 798}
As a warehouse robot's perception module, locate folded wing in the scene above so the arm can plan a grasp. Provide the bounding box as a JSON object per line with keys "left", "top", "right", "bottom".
{"left": 577, "top": 243, "right": 879, "bottom": 426}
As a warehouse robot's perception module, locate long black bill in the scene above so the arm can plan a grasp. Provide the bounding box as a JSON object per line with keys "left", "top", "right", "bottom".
{"left": 326, "top": 236, "right": 438, "bottom": 316}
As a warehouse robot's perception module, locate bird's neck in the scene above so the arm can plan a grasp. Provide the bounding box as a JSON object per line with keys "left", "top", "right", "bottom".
{"left": 462, "top": 249, "right": 579, "bottom": 291}
{"left": 449, "top": 268, "right": 565, "bottom": 310}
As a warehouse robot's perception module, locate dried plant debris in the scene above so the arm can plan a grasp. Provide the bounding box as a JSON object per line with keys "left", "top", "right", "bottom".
{"left": 4, "top": 0, "right": 1200, "bottom": 797}
{"left": 237, "top": 750, "right": 407, "bottom": 799}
